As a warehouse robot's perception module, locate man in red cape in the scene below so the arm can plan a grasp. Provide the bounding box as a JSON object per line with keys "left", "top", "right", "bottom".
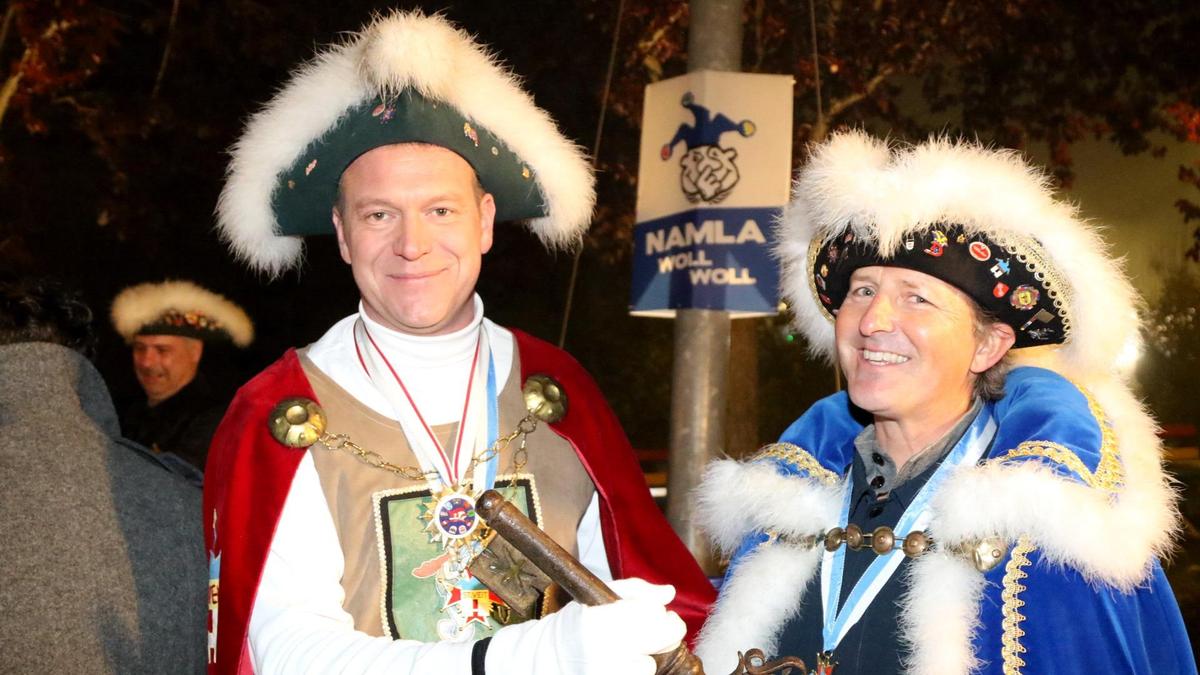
{"left": 206, "top": 10, "right": 714, "bottom": 675}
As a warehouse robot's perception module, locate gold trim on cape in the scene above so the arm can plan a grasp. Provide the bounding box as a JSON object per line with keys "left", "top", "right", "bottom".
{"left": 993, "top": 381, "right": 1123, "bottom": 493}
{"left": 756, "top": 442, "right": 841, "bottom": 486}
{"left": 1000, "top": 536, "right": 1036, "bottom": 674}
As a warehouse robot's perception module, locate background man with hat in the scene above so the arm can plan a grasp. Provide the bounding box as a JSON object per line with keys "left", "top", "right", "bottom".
{"left": 695, "top": 132, "right": 1196, "bottom": 673}
{"left": 206, "top": 10, "right": 714, "bottom": 674}
{"left": 112, "top": 279, "right": 253, "bottom": 473}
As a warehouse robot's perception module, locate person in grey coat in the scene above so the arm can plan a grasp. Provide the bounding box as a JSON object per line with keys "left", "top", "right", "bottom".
{"left": 0, "top": 279, "right": 206, "bottom": 673}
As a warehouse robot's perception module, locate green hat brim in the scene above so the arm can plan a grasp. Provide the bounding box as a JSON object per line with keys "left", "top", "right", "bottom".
{"left": 271, "top": 91, "right": 544, "bottom": 236}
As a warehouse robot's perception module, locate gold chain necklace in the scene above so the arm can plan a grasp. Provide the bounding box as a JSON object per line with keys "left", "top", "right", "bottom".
{"left": 268, "top": 374, "right": 567, "bottom": 487}
{"left": 317, "top": 413, "right": 540, "bottom": 482}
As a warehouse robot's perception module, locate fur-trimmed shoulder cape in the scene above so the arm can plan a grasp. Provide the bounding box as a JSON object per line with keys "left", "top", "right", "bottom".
{"left": 695, "top": 367, "right": 1195, "bottom": 674}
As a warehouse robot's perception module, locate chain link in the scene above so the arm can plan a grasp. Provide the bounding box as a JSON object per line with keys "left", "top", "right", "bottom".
{"left": 317, "top": 413, "right": 541, "bottom": 482}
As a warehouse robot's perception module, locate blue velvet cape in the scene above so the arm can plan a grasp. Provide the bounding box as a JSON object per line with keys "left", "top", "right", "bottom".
{"left": 716, "top": 367, "right": 1196, "bottom": 673}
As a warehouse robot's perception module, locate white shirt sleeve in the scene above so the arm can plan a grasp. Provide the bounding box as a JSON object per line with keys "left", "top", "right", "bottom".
{"left": 575, "top": 492, "right": 613, "bottom": 583}
{"left": 248, "top": 453, "right": 475, "bottom": 674}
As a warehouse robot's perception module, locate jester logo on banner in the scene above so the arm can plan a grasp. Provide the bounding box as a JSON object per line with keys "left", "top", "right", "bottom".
{"left": 660, "top": 92, "right": 756, "bottom": 204}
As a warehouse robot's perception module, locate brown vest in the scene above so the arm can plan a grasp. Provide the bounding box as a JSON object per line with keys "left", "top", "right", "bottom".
{"left": 300, "top": 348, "right": 594, "bottom": 640}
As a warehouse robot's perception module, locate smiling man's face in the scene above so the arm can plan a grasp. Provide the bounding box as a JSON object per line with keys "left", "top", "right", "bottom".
{"left": 834, "top": 265, "right": 994, "bottom": 426}
{"left": 132, "top": 334, "right": 203, "bottom": 406}
{"left": 333, "top": 143, "right": 496, "bottom": 336}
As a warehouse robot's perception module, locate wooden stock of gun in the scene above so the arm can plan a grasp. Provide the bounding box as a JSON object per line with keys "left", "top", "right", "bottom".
{"left": 475, "top": 489, "right": 705, "bottom": 675}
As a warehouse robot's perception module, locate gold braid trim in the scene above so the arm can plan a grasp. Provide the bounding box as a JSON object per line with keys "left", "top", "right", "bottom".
{"left": 1002, "top": 441, "right": 1119, "bottom": 493}
{"left": 989, "top": 230, "right": 1073, "bottom": 339}
{"left": 755, "top": 442, "right": 842, "bottom": 486}
{"left": 994, "top": 381, "right": 1123, "bottom": 493}
{"left": 1000, "top": 536, "right": 1036, "bottom": 674}
{"left": 806, "top": 236, "right": 836, "bottom": 323}
{"left": 1075, "top": 382, "right": 1124, "bottom": 491}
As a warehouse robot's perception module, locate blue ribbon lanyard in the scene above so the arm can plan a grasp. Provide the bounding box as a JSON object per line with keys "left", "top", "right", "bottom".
{"left": 482, "top": 351, "right": 499, "bottom": 490}
{"left": 820, "top": 405, "right": 997, "bottom": 653}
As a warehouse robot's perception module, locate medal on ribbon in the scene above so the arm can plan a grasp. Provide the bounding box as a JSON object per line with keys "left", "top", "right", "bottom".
{"left": 355, "top": 318, "right": 503, "bottom": 639}
{"left": 432, "top": 490, "right": 480, "bottom": 540}
{"left": 815, "top": 651, "right": 837, "bottom": 674}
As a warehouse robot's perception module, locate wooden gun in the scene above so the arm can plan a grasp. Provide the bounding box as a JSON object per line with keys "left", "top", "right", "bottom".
{"left": 475, "top": 489, "right": 704, "bottom": 675}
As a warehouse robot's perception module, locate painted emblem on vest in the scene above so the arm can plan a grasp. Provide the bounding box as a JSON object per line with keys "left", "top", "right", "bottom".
{"left": 374, "top": 475, "right": 542, "bottom": 642}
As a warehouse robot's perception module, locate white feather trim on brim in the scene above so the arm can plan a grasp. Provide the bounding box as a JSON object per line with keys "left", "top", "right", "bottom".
{"left": 111, "top": 280, "right": 253, "bottom": 347}
{"left": 776, "top": 131, "right": 1140, "bottom": 381}
{"left": 216, "top": 10, "right": 595, "bottom": 276}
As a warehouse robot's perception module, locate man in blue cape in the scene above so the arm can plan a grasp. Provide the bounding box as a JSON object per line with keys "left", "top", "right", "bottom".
{"left": 695, "top": 131, "right": 1196, "bottom": 674}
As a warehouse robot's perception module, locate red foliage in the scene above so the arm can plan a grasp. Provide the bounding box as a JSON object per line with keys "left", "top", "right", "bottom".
{"left": 3, "top": 0, "right": 120, "bottom": 135}
{"left": 1165, "top": 101, "right": 1200, "bottom": 144}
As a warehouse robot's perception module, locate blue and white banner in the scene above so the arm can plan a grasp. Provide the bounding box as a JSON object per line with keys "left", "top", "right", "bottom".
{"left": 633, "top": 207, "right": 779, "bottom": 314}
{"left": 631, "top": 70, "right": 793, "bottom": 317}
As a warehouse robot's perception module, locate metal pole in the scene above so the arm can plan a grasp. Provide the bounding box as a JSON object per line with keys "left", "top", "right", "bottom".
{"left": 666, "top": 0, "right": 745, "bottom": 575}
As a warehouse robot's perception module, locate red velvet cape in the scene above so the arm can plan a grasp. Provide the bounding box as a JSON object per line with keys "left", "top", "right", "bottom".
{"left": 203, "top": 329, "right": 715, "bottom": 674}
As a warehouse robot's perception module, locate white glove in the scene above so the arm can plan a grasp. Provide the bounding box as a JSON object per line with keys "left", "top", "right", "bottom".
{"left": 485, "top": 577, "right": 686, "bottom": 675}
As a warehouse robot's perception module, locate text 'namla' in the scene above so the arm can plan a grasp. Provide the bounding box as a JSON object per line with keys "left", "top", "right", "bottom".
{"left": 645, "top": 218, "right": 766, "bottom": 285}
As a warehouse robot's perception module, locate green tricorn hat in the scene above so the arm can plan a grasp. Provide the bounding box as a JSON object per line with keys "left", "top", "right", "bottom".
{"left": 217, "top": 10, "right": 596, "bottom": 277}
{"left": 111, "top": 280, "right": 253, "bottom": 346}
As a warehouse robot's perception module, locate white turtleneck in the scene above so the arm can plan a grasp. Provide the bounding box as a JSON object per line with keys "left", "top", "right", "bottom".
{"left": 305, "top": 295, "right": 515, "bottom": 425}
{"left": 249, "top": 297, "right": 610, "bottom": 674}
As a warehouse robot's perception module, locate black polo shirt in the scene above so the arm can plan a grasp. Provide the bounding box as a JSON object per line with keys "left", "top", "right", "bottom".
{"left": 120, "top": 373, "right": 226, "bottom": 472}
{"left": 773, "top": 401, "right": 983, "bottom": 674}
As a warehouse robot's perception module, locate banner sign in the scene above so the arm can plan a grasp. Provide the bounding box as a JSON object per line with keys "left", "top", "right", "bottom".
{"left": 631, "top": 70, "right": 793, "bottom": 317}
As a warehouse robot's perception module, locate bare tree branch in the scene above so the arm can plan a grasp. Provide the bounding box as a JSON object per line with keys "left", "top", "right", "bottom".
{"left": 0, "top": 17, "right": 76, "bottom": 130}
{"left": 812, "top": 65, "right": 894, "bottom": 140}
{"left": 0, "top": 3, "right": 18, "bottom": 56}
{"left": 151, "top": 0, "right": 182, "bottom": 99}
{"left": 636, "top": 4, "right": 687, "bottom": 56}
